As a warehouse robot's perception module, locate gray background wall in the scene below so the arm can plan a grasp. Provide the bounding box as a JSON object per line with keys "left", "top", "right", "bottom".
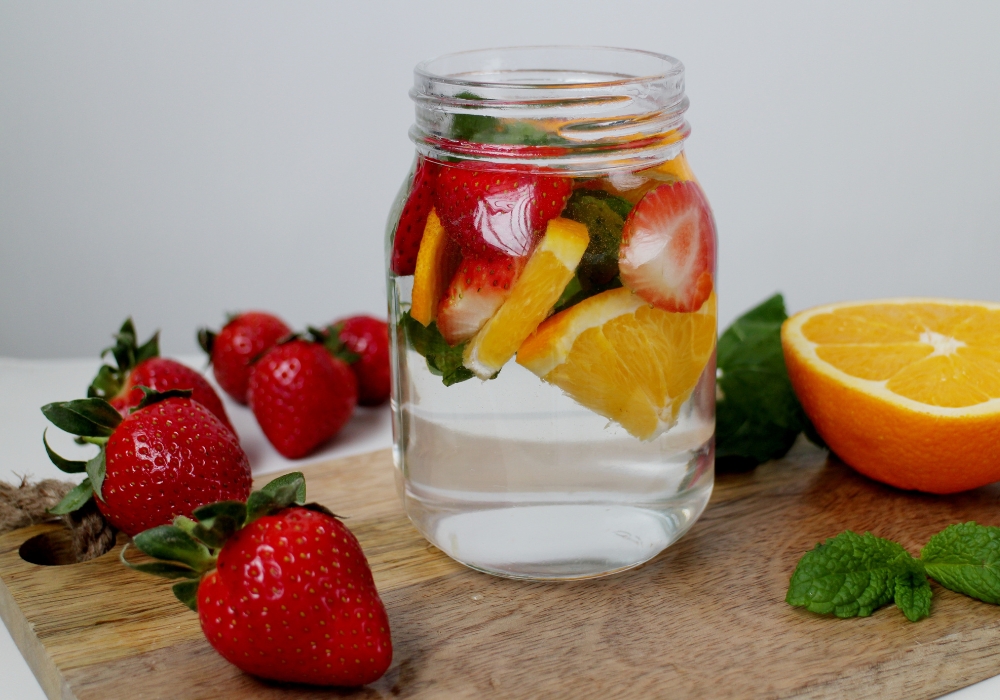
{"left": 2, "top": 1, "right": 998, "bottom": 359}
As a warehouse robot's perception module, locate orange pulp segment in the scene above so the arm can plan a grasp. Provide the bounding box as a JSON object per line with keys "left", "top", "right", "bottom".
{"left": 517, "top": 287, "right": 716, "bottom": 440}
{"left": 410, "top": 209, "right": 458, "bottom": 327}
{"left": 790, "top": 300, "right": 1000, "bottom": 408}
{"left": 463, "top": 218, "right": 589, "bottom": 378}
{"left": 638, "top": 152, "right": 697, "bottom": 183}
{"left": 782, "top": 298, "right": 1000, "bottom": 493}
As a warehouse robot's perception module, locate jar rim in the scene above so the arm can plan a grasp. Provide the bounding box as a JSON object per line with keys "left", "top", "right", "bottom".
{"left": 414, "top": 45, "right": 684, "bottom": 90}
{"left": 410, "top": 45, "right": 690, "bottom": 173}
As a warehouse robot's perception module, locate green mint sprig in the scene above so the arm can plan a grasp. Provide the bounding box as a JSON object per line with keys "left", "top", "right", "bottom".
{"left": 716, "top": 294, "right": 824, "bottom": 471}
{"left": 400, "top": 310, "right": 475, "bottom": 387}
{"left": 787, "top": 523, "right": 1000, "bottom": 622}
{"left": 450, "top": 91, "right": 565, "bottom": 147}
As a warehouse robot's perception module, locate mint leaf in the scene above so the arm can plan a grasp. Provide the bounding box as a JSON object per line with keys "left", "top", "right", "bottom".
{"left": 562, "top": 189, "right": 632, "bottom": 293}
{"left": 450, "top": 91, "right": 563, "bottom": 146}
{"left": 894, "top": 563, "right": 932, "bottom": 621}
{"left": 786, "top": 531, "right": 918, "bottom": 619}
{"left": 716, "top": 294, "right": 823, "bottom": 470}
{"left": 401, "top": 311, "right": 475, "bottom": 386}
{"left": 921, "top": 522, "right": 1000, "bottom": 604}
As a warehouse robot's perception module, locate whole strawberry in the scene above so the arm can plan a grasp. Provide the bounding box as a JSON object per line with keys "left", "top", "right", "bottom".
{"left": 43, "top": 389, "right": 252, "bottom": 536}
{"left": 248, "top": 338, "right": 357, "bottom": 459}
{"left": 90, "top": 318, "right": 234, "bottom": 432}
{"left": 324, "top": 316, "right": 390, "bottom": 406}
{"left": 198, "top": 311, "right": 291, "bottom": 404}
{"left": 124, "top": 473, "right": 393, "bottom": 686}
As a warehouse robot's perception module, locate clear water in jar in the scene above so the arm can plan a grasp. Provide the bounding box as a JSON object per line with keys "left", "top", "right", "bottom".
{"left": 390, "top": 285, "right": 714, "bottom": 580}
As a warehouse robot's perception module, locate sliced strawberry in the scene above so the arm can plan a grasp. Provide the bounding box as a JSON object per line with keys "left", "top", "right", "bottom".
{"left": 434, "top": 162, "right": 572, "bottom": 258}
{"left": 391, "top": 158, "right": 437, "bottom": 275}
{"left": 436, "top": 250, "right": 525, "bottom": 346}
{"left": 619, "top": 181, "right": 716, "bottom": 312}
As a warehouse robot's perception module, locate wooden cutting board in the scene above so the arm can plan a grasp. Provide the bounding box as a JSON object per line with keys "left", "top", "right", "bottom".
{"left": 2, "top": 443, "right": 1000, "bottom": 700}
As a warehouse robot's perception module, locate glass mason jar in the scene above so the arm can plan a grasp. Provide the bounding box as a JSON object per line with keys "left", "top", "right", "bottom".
{"left": 386, "top": 47, "right": 717, "bottom": 580}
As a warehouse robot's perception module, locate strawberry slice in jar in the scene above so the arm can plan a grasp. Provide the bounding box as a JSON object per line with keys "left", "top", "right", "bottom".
{"left": 619, "top": 180, "right": 717, "bottom": 313}
{"left": 432, "top": 161, "right": 572, "bottom": 344}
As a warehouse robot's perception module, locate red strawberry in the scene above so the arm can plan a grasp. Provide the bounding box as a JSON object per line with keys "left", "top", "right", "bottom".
{"left": 327, "top": 316, "right": 390, "bottom": 406}
{"left": 42, "top": 390, "right": 252, "bottom": 536}
{"left": 125, "top": 473, "right": 392, "bottom": 686}
{"left": 619, "top": 181, "right": 717, "bottom": 312}
{"left": 248, "top": 339, "right": 357, "bottom": 459}
{"left": 199, "top": 311, "right": 291, "bottom": 404}
{"left": 436, "top": 250, "right": 525, "bottom": 346}
{"left": 90, "top": 318, "right": 234, "bottom": 432}
{"left": 115, "top": 358, "right": 234, "bottom": 432}
{"left": 433, "top": 162, "right": 572, "bottom": 257}
{"left": 391, "top": 157, "right": 437, "bottom": 275}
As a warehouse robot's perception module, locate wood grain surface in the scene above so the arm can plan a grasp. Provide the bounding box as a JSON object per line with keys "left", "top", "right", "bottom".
{"left": 2, "top": 443, "right": 1000, "bottom": 699}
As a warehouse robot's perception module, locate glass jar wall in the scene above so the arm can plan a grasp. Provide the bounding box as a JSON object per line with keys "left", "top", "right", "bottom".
{"left": 386, "top": 47, "right": 717, "bottom": 579}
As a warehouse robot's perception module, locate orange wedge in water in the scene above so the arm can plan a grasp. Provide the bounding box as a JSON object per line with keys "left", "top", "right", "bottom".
{"left": 782, "top": 299, "right": 1000, "bottom": 493}
{"left": 517, "top": 287, "right": 716, "bottom": 440}
{"left": 410, "top": 209, "right": 460, "bottom": 327}
{"left": 463, "top": 218, "right": 589, "bottom": 378}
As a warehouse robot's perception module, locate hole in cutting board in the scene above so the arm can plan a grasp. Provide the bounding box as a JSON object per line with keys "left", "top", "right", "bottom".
{"left": 19, "top": 527, "right": 115, "bottom": 566}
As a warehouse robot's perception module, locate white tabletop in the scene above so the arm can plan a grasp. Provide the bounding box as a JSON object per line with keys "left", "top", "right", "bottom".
{"left": 0, "top": 357, "right": 994, "bottom": 699}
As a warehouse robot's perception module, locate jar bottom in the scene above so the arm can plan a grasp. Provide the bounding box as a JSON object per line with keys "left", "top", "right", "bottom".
{"left": 403, "top": 486, "right": 712, "bottom": 580}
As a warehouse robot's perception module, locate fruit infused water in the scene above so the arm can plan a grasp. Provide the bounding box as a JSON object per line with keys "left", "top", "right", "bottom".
{"left": 388, "top": 47, "right": 717, "bottom": 579}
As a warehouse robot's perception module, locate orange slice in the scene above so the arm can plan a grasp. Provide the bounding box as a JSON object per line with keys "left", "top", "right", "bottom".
{"left": 638, "top": 151, "right": 697, "bottom": 183}
{"left": 782, "top": 299, "right": 1000, "bottom": 493}
{"left": 583, "top": 151, "right": 697, "bottom": 205}
{"left": 410, "top": 209, "right": 459, "bottom": 327}
{"left": 463, "top": 218, "right": 589, "bottom": 378}
{"left": 517, "top": 287, "right": 716, "bottom": 440}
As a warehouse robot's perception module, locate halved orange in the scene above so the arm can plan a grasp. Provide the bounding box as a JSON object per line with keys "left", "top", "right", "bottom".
{"left": 463, "top": 218, "right": 589, "bottom": 378}
{"left": 782, "top": 299, "right": 1000, "bottom": 493}
{"left": 410, "top": 209, "right": 460, "bottom": 327}
{"left": 517, "top": 287, "right": 716, "bottom": 440}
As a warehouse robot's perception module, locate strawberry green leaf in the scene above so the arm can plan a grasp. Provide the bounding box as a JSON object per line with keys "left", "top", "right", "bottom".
{"left": 92, "top": 318, "right": 161, "bottom": 398}
{"left": 246, "top": 491, "right": 279, "bottom": 523}
{"left": 261, "top": 472, "right": 306, "bottom": 503}
{"left": 133, "top": 525, "right": 214, "bottom": 572}
{"left": 302, "top": 502, "right": 337, "bottom": 518}
{"left": 104, "top": 317, "right": 138, "bottom": 370}
{"left": 246, "top": 473, "right": 307, "bottom": 523}
{"left": 172, "top": 579, "right": 200, "bottom": 612}
{"left": 921, "top": 522, "right": 1000, "bottom": 604}
{"left": 190, "top": 501, "right": 247, "bottom": 548}
{"left": 132, "top": 385, "right": 193, "bottom": 411}
{"left": 42, "top": 429, "right": 88, "bottom": 474}
{"left": 135, "top": 331, "right": 160, "bottom": 365}
{"left": 786, "top": 531, "right": 918, "bottom": 619}
{"left": 85, "top": 450, "right": 106, "bottom": 500}
{"left": 124, "top": 559, "right": 201, "bottom": 580}
{"left": 190, "top": 519, "right": 241, "bottom": 549}
{"left": 308, "top": 326, "right": 361, "bottom": 365}
{"left": 41, "top": 399, "right": 122, "bottom": 437}
{"left": 192, "top": 500, "right": 248, "bottom": 526}
{"left": 47, "top": 477, "right": 94, "bottom": 515}
{"left": 197, "top": 328, "right": 215, "bottom": 357}
{"left": 87, "top": 364, "right": 123, "bottom": 400}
